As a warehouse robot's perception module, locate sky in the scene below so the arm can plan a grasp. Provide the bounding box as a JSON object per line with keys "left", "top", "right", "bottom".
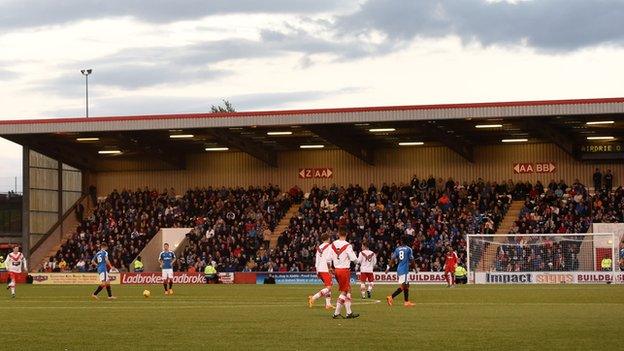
{"left": 1, "top": 0, "right": 623, "bottom": 191}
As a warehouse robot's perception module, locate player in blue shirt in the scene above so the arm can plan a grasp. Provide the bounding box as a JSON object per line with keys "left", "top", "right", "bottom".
{"left": 619, "top": 240, "right": 624, "bottom": 270}
{"left": 91, "top": 243, "right": 116, "bottom": 300}
{"left": 159, "top": 243, "right": 176, "bottom": 295}
{"left": 385, "top": 236, "right": 416, "bottom": 307}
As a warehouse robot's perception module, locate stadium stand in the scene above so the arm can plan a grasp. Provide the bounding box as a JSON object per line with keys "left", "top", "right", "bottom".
{"left": 48, "top": 185, "right": 291, "bottom": 272}
{"left": 45, "top": 175, "right": 624, "bottom": 274}
{"left": 592, "top": 187, "right": 624, "bottom": 223}
{"left": 492, "top": 181, "right": 616, "bottom": 272}
{"left": 273, "top": 177, "right": 512, "bottom": 272}
{"left": 175, "top": 185, "right": 292, "bottom": 272}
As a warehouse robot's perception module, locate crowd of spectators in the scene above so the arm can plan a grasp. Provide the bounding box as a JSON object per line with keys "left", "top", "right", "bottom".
{"left": 175, "top": 185, "right": 292, "bottom": 273}
{"left": 509, "top": 179, "right": 592, "bottom": 236}
{"left": 592, "top": 186, "right": 624, "bottom": 223}
{"left": 494, "top": 236, "right": 582, "bottom": 272}
{"left": 274, "top": 176, "right": 512, "bottom": 272}
{"left": 494, "top": 181, "right": 624, "bottom": 272}
{"left": 44, "top": 175, "right": 624, "bottom": 274}
{"left": 47, "top": 185, "right": 292, "bottom": 273}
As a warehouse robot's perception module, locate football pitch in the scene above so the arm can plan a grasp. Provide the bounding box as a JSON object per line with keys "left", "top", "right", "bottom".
{"left": 1, "top": 284, "right": 622, "bottom": 351}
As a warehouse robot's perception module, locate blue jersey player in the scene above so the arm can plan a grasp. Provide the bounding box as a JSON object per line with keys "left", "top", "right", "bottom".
{"left": 159, "top": 243, "right": 176, "bottom": 295}
{"left": 91, "top": 243, "right": 116, "bottom": 300}
{"left": 385, "top": 236, "right": 416, "bottom": 307}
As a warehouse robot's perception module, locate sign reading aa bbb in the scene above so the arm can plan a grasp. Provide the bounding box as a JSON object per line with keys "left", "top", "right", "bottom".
{"left": 31, "top": 273, "right": 120, "bottom": 285}
{"left": 513, "top": 162, "right": 556, "bottom": 174}
{"left": 298, "top": 168, "right": 333, "bottom": 179}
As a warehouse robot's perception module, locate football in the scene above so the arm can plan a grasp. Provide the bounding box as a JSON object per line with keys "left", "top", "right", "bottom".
{"left": 143, "top": 290, "right": 151, "bottom": 298}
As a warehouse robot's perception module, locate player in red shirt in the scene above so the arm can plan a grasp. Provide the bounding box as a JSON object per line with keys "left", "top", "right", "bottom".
{"left": 6, "top": 246, "right": 27, "bottom": 298}
{"left": 329, "top": 228, "right": 359, "bottom": 319}
{"left": 444, "top": 246, "right": 458, "bottom": 287}
{"left": 308, "top": 233, "right": 334, "bottom": 309}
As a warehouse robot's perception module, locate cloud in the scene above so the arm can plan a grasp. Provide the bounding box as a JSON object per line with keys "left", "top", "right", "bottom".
{"left": 0, "top": 138, "right": 22, "bottom": 189}
{"left": 336, "top": 0, "right": 624, "bottom": 51}
{"left": 0, "top": 68, "right": 18, "bottom": 80}
{"left": 42, "top": 88, "right": 359, "bottom": 117}
{"left": 31, "top": 28, "right": 376, "bottom": 94}
{"left": 0, "top": 0, "right": 339, "bottom": 31}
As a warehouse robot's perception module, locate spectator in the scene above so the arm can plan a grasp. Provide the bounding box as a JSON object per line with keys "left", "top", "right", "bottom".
{"left": 51, "top": 258, "right": 60, "bottom": 272}
{"left": 593, "top": 168, "right": 602, "bottom": 191}
{"left": 58, "top": 258, "right": 68, "bottom": 272}
{"left": 604, "top": 169, "right": 614, "bottom": 192}
{"left": 263, "top": 226, "right": 272, "bottom": 248}
{"left": 263, "top": 274, "right": 276, "bottom": 284}
{"left": 76, "top": 203, "right": 85, "bottom": 222}
{"left": 76, "top": 257, "right": 86, "bottom": 272}
{"left": 88, "top": 185, "right": 97, "bottom": 207}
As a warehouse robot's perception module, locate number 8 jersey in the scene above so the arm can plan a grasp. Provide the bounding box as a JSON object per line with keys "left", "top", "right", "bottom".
{"left": 392, "top": 246, "right": 413, "bottom": 276}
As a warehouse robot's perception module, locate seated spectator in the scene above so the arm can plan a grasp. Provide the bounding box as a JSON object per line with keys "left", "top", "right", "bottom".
{"left": 109, "top": 266, "right": 120, "bottom": 273}
{"left": 75, "top": 257, "right": 87, "bottom": 272}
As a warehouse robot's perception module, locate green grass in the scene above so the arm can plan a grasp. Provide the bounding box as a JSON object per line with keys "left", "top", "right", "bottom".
{"left": 1, "top": 284, "right": 623, "bottom": 350}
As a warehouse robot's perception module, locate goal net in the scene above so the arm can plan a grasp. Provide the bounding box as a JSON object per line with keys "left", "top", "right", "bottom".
{"left": 467, "top": 233, "right": 622, "bottom": 284}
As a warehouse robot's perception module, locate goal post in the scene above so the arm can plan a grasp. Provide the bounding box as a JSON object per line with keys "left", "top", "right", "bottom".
{"left": 466, "top": 233, "right": 621, "bottom": 284}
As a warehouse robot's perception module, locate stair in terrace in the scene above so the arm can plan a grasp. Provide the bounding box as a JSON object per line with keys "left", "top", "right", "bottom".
{"left": 269, "top": 203, "right": 300, "bottom": 249}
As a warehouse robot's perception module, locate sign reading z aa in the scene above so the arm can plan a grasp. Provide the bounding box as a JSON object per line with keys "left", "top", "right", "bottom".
{"left": 298, "top": 168, "right": 333, "bottom": 179}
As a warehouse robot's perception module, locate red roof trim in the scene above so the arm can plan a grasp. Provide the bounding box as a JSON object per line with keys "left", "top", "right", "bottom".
{"left": 1, "top": 97, "right": 623, "bottom": 126}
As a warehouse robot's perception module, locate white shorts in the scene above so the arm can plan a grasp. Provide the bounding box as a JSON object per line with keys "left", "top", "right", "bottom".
{"left": 98, "top": 272, "right": 110, "bottom": 282}
{"left": 397, "top": 273, "right": 409, "bottom": 285}
{"left": 162, "top": 269, "right": 174, "bottom": 279}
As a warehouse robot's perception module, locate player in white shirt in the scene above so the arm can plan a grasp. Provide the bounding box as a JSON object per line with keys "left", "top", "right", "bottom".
{"left": 329, "top": 228, "right": 359, "bottom": 319}
{"left": 357, "top": 241, "right": 377, "bottom": 299}
{"left": 6, "top": 246, "right": 27, "bottom": 298}
{"left": 308, "top": 233, "right": 334, "bottom": 309}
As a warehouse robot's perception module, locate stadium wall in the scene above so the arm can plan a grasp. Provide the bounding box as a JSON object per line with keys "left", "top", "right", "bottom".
{"left": 28, "top": 151, "right": 83, "bottom": 247}
{"left": 94, "top": 143, "right": 623, "bottom": 193}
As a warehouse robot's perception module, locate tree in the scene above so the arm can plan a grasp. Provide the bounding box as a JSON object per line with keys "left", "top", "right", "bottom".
{"left": 210, "top": 100, "right": 236, "bottom": 113}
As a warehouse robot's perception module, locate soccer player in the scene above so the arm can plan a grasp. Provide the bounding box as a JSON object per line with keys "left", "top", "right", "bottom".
{"left": 444, "top": 245, "right": 459, "bottom": 288}
{"left": 6, "top": 246, "right": 27, "bottom": 298}
{"left": 91, "top": 243, "right": 116, "bottom": 300}
{"left": 159, "top": 243, "right": 176, "bottom": 295}
{"left": 385, "top": 236, "right": 416, "bottom": 307}
{"left": 308, "top": 233, "right": 334, "bottom": 309}
{"left": 357, "top": 241, "right": 376, "bottom": 299}
{"left": 329, "top": 228, "right": 359, "bottom": 319}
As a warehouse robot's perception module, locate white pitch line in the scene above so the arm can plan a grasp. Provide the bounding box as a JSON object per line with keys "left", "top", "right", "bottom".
{"left": 0, "top": 299, "right": 383, "bottom": 309}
